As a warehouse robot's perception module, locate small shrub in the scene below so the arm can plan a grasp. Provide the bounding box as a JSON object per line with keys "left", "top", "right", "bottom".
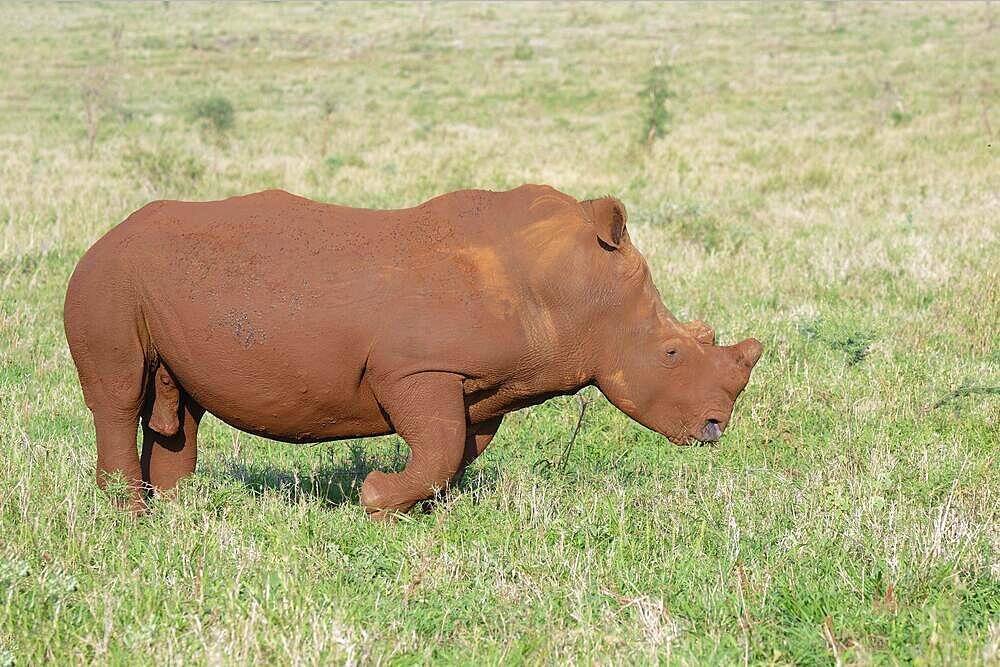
{"left": 881, "top": 81, "right": 912, "bottom": 126}
{"left": 78, "top": 24, "right": 127, "bottom": 157}
{"left": 737, "top": 146, "right": 766, "bottom": 167}
{"left": 802, "top": 166, "right": 834, "bottom": 190}
{"left": 830, "top": 332, "right": 875, "bottom": 365}
{"left": 890, "top": 108, "right": 913, "bottom": 125}
{"left": 321, "top": 96, "right": 338, "bottom": 117}
{"left": 325, "top": 155, "right": 345, "bottom": 172}
{"left": 140, "top": 35, "right": 168, "bottom": 49}
{"left": 513, "top": 40, "right": 534, "bottom": 61}
{"left": 324, "top": 154, "right": 365, "bottom": 173}
{"left": 639, "top": 61, "right": 674, "bottom": 146}
{"left": 80, "top": 66, "right": 121, "bottom": 157}
{"left": 189, "top": 95, "right": 235, "bottom": 133}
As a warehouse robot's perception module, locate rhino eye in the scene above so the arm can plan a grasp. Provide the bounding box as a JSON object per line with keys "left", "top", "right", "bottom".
{"left": 666, "top": 349, "right": 678, "bottom": 357}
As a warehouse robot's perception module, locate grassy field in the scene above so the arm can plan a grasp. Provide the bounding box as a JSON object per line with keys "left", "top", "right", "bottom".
{"left": 1, "top": 2, "right": 998, "bottom": 664}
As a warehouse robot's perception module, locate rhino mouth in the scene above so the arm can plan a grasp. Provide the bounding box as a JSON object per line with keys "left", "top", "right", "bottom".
{"left": 677, "top": 418, "right": 726, "bottom": 445}
{"left": 700, "top": 419, "right": 723, "bottom": 442}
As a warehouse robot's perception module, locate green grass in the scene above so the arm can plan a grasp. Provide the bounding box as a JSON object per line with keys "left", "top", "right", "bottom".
{"left": 1, "top": 2, "right": 998, "bottom": 664}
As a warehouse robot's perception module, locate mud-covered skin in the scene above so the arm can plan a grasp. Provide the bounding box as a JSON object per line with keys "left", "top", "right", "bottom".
{"left": 64, "top": 185, "right": 762, "bottom": 518}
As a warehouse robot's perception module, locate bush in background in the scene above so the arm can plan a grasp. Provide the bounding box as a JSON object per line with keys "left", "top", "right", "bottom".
{"left": 189, "top": 95, "right": 235, "bottom": 134}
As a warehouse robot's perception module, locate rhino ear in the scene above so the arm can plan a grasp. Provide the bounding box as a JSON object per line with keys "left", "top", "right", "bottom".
{"left": 584, "top": 197, "right": 627, "bottom": 249}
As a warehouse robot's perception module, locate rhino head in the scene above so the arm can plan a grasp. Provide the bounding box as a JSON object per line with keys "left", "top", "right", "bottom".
{"left": 582, "top": 197, "right": 763, "bottom": 445}
{"left": 600, "top": 317, "right": 762, "bottom": 445}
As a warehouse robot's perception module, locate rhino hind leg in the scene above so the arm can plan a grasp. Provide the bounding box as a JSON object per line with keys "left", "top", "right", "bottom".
{"left": 64, "top": 280, "right": 149, "bottom": 512}
{"left": 91, "top": 411, "right": 147, "bottom": 512}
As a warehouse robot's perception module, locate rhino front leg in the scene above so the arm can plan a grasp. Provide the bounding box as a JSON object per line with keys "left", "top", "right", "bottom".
{"left": 360, "top": 372, "right": 467, "bottom": 519}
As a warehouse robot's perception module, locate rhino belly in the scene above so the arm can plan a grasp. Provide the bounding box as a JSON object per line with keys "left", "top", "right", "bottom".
{"left": 139, "top": 276, "right": 391, "bottom": 443}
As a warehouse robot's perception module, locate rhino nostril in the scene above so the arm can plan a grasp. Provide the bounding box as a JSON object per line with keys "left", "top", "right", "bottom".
{"left": 700, "top": 419, "right": 723, "bottom": 442}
